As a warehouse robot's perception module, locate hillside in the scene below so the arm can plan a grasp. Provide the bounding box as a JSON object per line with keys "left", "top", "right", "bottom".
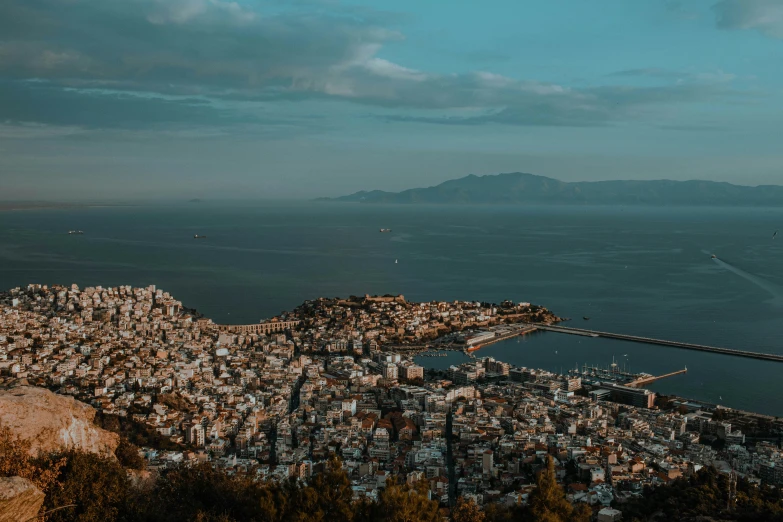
{"left": 321, "top": 172, "right": 783, "bottom": 206}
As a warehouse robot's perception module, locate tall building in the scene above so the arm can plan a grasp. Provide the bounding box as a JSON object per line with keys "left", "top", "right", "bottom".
{"left": 383, "top": 363, "right": 398, "bottom": 380}
{"left": 400, "top": 363, "right": 424, "bottom": 381}
{"left": 482, "top": 450, "right": 494, "bottom": 474}
{"left": 185, "top": 423, "right": 205, "bottom": 447}
{"left": 598, "top": 383, "right": 656, "bottom": 409}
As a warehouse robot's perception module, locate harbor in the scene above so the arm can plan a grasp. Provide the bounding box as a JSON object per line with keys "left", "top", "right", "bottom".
{"left": 463, "top": 324, "right": 538, "bottom": 352}
{"left": 569, "top": 360, "right": 688, "bottom": 389}
{"left": 384, "top": 323, "right": 540, "bottom": 358}
{"left": 529, "top": 323, "right": 783, "bottom": 363}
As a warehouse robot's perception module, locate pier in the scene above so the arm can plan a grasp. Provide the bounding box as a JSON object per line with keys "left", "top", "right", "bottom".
{"left": 464, "top": 325, "right": 537, "bottom": 353}
{"left": 626, "top": 368, "right": 688, "bottom": 388}
{"left": 530, "top": 324, "right": 783, "bottom": 363}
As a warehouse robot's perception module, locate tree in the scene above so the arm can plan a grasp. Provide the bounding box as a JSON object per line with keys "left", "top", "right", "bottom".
{"left": 284, "top": 456, "right": 356, "bottom": 522}
{"left": 44, "top": 451, "right": 131, "bottom": 522}
{"left": 141, "top": 462, "right": 267, "bottom": 522}
{"left": 311, "top": 456, "right": 356, "bottom": 521}
{"left": 483, "top": 503, "right": 515, "bottom": 522}
{"left": 526, "top": 456, "right": 589, "bottom": 522}
{"left": 570, "top": 503, "right": 591, "bottom": 522}
{"left": 115, "top": 437, "right": 145, "bottom": 470}
{"left": 366, "top": 478, "right": 441, "bottom": 522}
{"left": 0, "top": 423, "right": 65, "bottom": 495}
{"left": 452, "top": 496, "right": 485, "bottom": 522}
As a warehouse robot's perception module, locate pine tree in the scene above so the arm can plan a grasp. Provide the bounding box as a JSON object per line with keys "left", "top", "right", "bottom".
{"left": 375, "top": 477, "right": 441, "bottom": 522}
{"left": 306, "top": 456, "right": 356, "bottom": 521}
{"left": 452, "top": 496, "right": 485, "bottom": 522}
{"left": 527, "top": 455, "right": 589, "bottom": 522}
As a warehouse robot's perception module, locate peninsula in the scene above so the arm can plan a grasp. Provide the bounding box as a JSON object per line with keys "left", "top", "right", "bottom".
{"left": 321, "top": 172, "right": 783, "bottom": 207}
{"left": 2, "top": 284, "right": 781, "bottom": 517}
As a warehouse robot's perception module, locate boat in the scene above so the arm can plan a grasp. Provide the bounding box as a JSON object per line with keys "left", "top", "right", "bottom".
{"left": 711, "top": 254, "right": 716, "bottom": 259}
{"left": 68, "top": 230, "right": 84, "bottom": 235}
{"left": 583, "top": 316, "right": 590, "bottom": 320}
{"left": 379, "top": 228, "right": 392, "bottom": 233}
{"left": 194, "top": 234, "right": 207, "bottom": 239}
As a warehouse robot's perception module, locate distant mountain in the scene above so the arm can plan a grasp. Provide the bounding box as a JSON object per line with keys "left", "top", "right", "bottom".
{"left": 320, "top": 172, "right": 783, "bottom": 206}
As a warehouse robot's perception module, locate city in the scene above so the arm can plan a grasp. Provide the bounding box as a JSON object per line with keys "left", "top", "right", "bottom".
{"left": 2, "top": 284, "right": 782, "bottom": 520}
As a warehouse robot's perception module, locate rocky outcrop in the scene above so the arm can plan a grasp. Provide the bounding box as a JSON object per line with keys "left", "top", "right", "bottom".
{"left": 0, "top": 477, "right": 45, "bottom": 522}
{"left": 0, "top": 386, "right": 119, "bottom": 459}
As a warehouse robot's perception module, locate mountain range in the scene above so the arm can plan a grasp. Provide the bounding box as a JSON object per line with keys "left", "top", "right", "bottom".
{"left": 320, "top": 172, "right": 783, "bottom": 206}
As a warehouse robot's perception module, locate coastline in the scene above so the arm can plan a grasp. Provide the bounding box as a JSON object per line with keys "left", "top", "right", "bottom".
{"left": 0, "top": 202, "right": 137, "bottom": 212}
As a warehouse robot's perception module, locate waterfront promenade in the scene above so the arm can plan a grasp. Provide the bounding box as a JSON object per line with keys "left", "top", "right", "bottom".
{"left": 465, "top": 325, "right": 537, "bottom": 352}
{"left": 530, "top": 323, "right": 783, "bottom": 363}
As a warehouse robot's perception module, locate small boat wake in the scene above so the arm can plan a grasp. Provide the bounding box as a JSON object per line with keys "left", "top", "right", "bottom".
{"left": 705, "top": 250, "right": 783, "bottom": 306}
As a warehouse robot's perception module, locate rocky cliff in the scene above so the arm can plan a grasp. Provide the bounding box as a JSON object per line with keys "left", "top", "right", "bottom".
{"left": 0, "top": 386, "right": 119, "bottom": 459}
{"left": 0, "top": 477, "right": 45, "bottom": 522}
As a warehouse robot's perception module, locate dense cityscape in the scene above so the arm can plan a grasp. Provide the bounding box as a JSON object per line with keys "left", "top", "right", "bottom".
{"left": 2, "top": 283, "right": 782, "bottom": 521}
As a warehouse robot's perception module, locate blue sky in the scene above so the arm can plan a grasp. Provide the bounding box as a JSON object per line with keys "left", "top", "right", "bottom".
{"left": 1, "top": 0, "right": 782, "bottom": 199}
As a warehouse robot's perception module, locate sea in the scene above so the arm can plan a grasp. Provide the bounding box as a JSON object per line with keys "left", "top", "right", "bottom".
{"left": 1, "top": 202, "right": 782, "bottom": 415}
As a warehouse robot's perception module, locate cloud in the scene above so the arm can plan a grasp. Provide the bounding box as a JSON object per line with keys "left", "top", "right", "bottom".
{"left": 713, "top": 0, "right": 783, "bottom": 39}
{"left": 0, "top": 122, "right": 86, "bottom": 139}
{"left": 0, "top": 0, "right": 745, "bottom": 133}
{"left": 608, "top": 68, "right": 737, "bottom": 83}
{"left": 0, "top": 0, "right": 403, "bottom": 89}
{"left": 0, "top": 80, "right": 237, "bottom": 129}
{"left": 383, "top": 82, "right": 731, "bottom": 127}
{"left": 0, "top": 79, "right": 328, "bottom": 140}
{"left": 145, "top": 0, "right": 256, "bottom": 25}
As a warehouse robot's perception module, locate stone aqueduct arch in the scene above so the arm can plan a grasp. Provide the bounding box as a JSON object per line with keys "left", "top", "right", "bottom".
{"left": 218, "top": 320, "right": 300, "bottom": 335}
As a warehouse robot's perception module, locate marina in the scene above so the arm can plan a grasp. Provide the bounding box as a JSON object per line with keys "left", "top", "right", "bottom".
{"left": 569, "top": 360, "right": 688, "bottom": 388}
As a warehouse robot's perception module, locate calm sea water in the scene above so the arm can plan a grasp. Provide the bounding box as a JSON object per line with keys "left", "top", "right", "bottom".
{"left": 1, "top": 202, "right": 782, "bottom": 414}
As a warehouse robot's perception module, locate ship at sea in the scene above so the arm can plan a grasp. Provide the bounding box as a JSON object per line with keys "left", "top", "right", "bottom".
{"left": 194, "top": 234, "right": 207, "bottom": 239}
{"left": 379, "top": 228, "right": 392, "bottom": 233}
{"left": 68, "top": 230, "right": 84, "bottom": 235}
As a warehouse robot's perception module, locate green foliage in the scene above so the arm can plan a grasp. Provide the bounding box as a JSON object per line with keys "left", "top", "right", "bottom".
{"left": 0, "top": 423, "right": 66, "bottom": 494}
{"left": 452, "top": 497, "right": 485, "bottom": 522}
{"left": 525, "top": 456, "right": 590, "bottom": 522}
{"left": 303, "top": 456, "right": 356, "bottom": 521}
{"left": 22, "top": 444, "right": 783, "bottom": 522}
{"left": 621, "top": 467, "right": 783, "bottom": 522}
{"left": 355, "top": 478, "right": 440, "bottom": 522}
{"left": 482, "top": 503, "right": 516, "bottom": 522}
{"left": 115, "top": 438, "right": 145, "bottom": 470}
{"left": 43, "top": 451, "right": 131, "bottom": 522}
{"left": 138, "top": 462, "right": 267, "bottom": 521}
{"left": 94, "top": 412, "right": 180, "bottom": 451}
{"left": 379, "top": 479, "right": 441, "bottom": 522}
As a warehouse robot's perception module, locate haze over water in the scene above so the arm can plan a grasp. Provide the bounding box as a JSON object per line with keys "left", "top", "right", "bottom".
{"left": 1, "top": 203, "right": 782, "bottom": 415}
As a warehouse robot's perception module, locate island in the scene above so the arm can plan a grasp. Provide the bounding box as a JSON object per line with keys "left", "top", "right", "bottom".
{"left": 320, "top": 172, "right": 783, "bottom": 207}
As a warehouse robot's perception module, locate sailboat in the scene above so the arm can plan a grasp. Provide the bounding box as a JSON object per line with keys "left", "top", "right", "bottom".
{"left": 395, "top": 259, "right": 398, "bottom": 264}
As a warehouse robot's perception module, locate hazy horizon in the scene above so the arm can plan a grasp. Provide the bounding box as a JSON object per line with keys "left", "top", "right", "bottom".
{"left": 2, "top": 0, "right": 783, "bottom": 199}
{"left": 5, "top": 173, "right": 783, "bottom": 205}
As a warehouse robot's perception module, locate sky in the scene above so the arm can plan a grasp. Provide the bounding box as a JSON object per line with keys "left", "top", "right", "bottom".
{"left": 1, "top": 0, "right": 783, "bottom": 200}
